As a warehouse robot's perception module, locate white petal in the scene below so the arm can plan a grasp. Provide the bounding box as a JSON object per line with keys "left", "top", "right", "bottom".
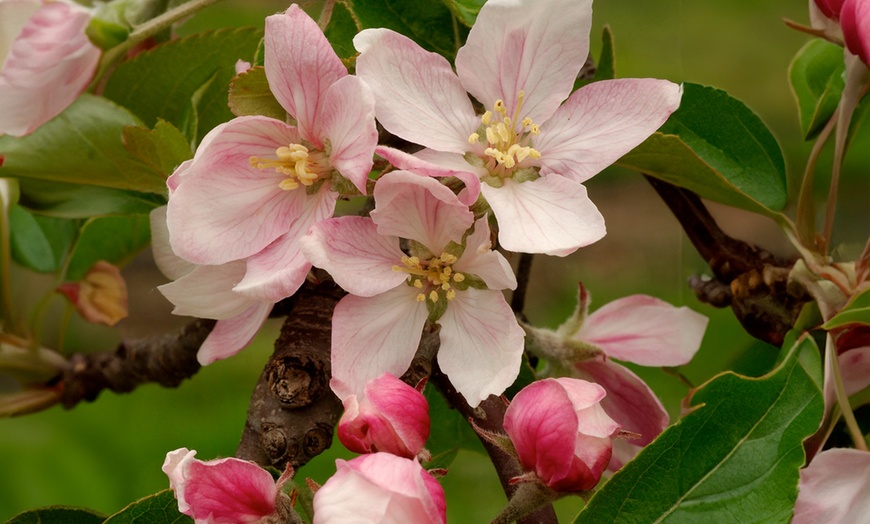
{"left": 197, "top": 301, "right": 272, "bottom": 365}
{"left": 375, "top": 146, "right": 484, "bottom": 206}
{"left": 452, "top": 217, "right": 516, "bottom": 291}
{"left": 158, "top": 262, "right": 252, "bottom": 319}
{"left": 149, "top": 206, "right": 194, "bottom": 281}
{"left": 319, "top": 76, "right": 378, "bottom": 194}
{"left": 793, "top": 448, "right": 870, "bottom": 524}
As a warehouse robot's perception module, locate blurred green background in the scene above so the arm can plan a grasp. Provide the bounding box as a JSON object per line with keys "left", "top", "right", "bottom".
{"left": 3, "top": 0, "right": 868, "bottom": 522}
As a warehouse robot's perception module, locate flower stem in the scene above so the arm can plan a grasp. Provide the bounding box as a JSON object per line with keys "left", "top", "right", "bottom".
{"left": 827, "top": 335, "right": 868, "bottom": 451}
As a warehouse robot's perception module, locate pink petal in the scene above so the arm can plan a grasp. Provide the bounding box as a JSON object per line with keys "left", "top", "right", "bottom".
{"left": 166, "top": 116, "right": 307, "bottom": 265}
{"left": 455, "top": 0, "right": 591, "bottom": 125}
{"left": 184, "top": 457, "right": 278, "bottom": 523}
{"left": 578, "top": 295, "right": 708, "bottom": 366}
{"left": 0, "top": 1, "right": 100, "bottom": 136}
{"left": 839, "top": 346, "right": 870, "bottom": 396}
{"left": 319, "top": 75, "right": 378, "bottom": 193}
{"left": 197, "top": 300, "right": 272, "bottom": 366}
{"left": 481, "top": 175, "right": 606, "bottom": 256}
{"left": 536, "top": 79, "right": 683, "bottom": 184}
{"left": 375, "top": 146, "right": 484, "bottom": 206}
{"left": 264, "top": 5, "right": 346, "bottom": 144}
{"left": 157, "top": 262, "right": 253, "bottom": 319}
{"left": 234, "top": 185, "right": 337, "bottom": 302}
{"left": 301, "top": 216, "right": 407, "bottom": 297}
{"left": 329, "top": 287, "right": 429, "bottom": 401}
{"left": 437, "top": 288, "right": 524, "bottom": 407}
{"left": 149, "top": 206, "right": 195, "bottom": 281}
{"left": 842, "top": 0, "right": 870, "bottom": 65}
{"left": 354, "top": 28, "right": 479, "bottom": 153}
{"left": 371, "top": 171, "right": 473, "bottom": 253}
{"left": 452, "top": 217, "right": 517, "bottom": 291}
{"left": 793, "top": 448, "right": 870, "bottom": 524}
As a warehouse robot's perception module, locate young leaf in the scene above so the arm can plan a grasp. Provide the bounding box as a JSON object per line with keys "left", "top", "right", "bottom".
{"left": 7, "top": 506, "right": 106, "bottom": 524}
{"left": 17, "top": 179, "right": 165, "bottom": 219}
{"left": 65, "top": 215, "right": 151, "bottom": 281}
{"left": 102, "top": 489, "right": 192, "bottom": 524}
{"left": 325, "top": 1, "right": 361, "bottom": 60}
{"left": 440, "top": 0, "right": 486, "bottom": 27}
{"left": 788, "top": 39, "right": 844, "bottom": 140}
{"left": 619, "top": 83, "right": 788, "bottom": 217}
{"left": 8, "top": 205, "right": 78, "bottom": 273}
{"left": 0, "top": 95, "right": 168, "bottom": 194}
{"left": 122, "top": 120, "right": 192, "bottom": 178}
{"left": 823, "top": 287, "right": 870, "bottom": 329}
{"left": 228, "top": 66, "right": 286, "bottom": 120}
{"left": 574, "top": 335, "right": 823, "bottom": 523}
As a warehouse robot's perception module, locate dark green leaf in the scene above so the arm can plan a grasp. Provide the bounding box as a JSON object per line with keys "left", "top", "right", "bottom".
{"left": 18, "top": 179, "right": 165, "bottom": 219}
{"left": 575, "top": 336, "right": 823, "bottom": 524}
{"left": 325, "top": 2, "right": 361, "bottom": 60}
{"left": 103, "top": 28, "right": 264, "bottom": 145}
{"left": 227, "top": 67, "right": 286, "bottom": 120}
{"left": 102, "top": 489, "right": 192, "bottom": 524}
{"left": 788, "top": 39, "right": 844, "bottom": 140}
{"left": 0, "top": 95, "right": 167, "bottom": 194}
{"left": 441, "top": 0, "right": 486, "bottom": 27}
{"left": 619, "top": 83, "right": 788, "bottom": 216}
{"left": 823, "top": 287, "right": 870, "bottom": 329}
{"left": 66, "top": 215, "right": 151, "bottom": 281}
{"left": 9, "top": 205, "right": 78, "bottom": 273}
{"left": 122, "top": 120, "right": 192, "bottom": 178}
{"left": 7, "top": 506, "right": 106, "bottom": 524}
{"left": 424, "top": 384, "right": 484, "bottom": 468}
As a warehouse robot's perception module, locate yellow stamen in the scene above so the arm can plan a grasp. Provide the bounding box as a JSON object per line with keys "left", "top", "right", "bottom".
{"left": 249, "top": 143, "right": 330, "bottom": 191}
{"left": 429, "top": 290, "right": 439, "bottom": 303}
{"left": 468, "top": 89, "right": 542, "bottom": 173}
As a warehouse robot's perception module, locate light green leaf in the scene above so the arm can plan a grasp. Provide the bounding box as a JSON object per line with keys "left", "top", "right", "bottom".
{"left": 440, "top": 0, "right": 486, "bottom": 27}
{"left": 823, "top": 287, "right": 870, "bottom": 329}
{"left": 325, "top": 1, "right": 361, "bottom": 60}
{"left": 102, "top": 489, "right": 192, "bottom": 524}
{"left": 8, "top": 205, "right": 78, "bottom": 273}
{"left": 619, "top": 83, "right": 788, "bottom": 216}
{"left": 66, "top": 215, "right": 151, "bottom": 281}
{"left": 7, "top": 506, "right": 106, "bottom": 524}
{"left": 0, "top": 95, "right": 167, "bottom": 194}
{"left": 574, "top": 336, "right": 823, "bottom": 524}
{"left": 17, "top": 179, "right": 165, "bottom": 219}
{"left": 102, "top": 28, "right": 264, "bottom": 144}
{"left": 788, "top": 39, "right": 844, "bottom": 140}
{"left": 227, "top": 66, "right": 286, "bottom": 120}
{"left": 122, "top": 120, "right": 192, "bottom": 178}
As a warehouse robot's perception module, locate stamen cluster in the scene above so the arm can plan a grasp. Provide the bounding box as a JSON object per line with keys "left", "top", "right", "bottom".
{"left": 394, "top": 253, "right": 466, "bottom": 302}
{"left": 468, "top": 90, "right": 541, "bottom": 174}
{"left": 249, "top": 143, "right": 331, "bottom": 190}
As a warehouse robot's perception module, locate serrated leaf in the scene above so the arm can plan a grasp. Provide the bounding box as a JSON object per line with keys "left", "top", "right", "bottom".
{"left": 574, "top": 336, "right": 823, "bottom": 524}
{"left": 102, "top": 489, "right": 192, "bottom": 524}
{"left": 789, "top": 39, "right": 844, "bottom": 140}
{"left": 441, "top": 0, "right": 486, "bottom": 27}
{"left": 346, "top": 0, "right": 466, "bottom": 61}
{"left": 17, "top": 179, "right": 165, "bottom": 219}
{"left": 66, "top": 215, "right": 151, "bottom": 281}
{"left": 228, "top": 66, "right": 286, "bottom": 120}
{"left": 103, "top": 28, "right": 264, "bottom": 145}
{"left": 0, "top": 95, "right": 167, "bottom": 194}
{"left": 326, "top": 2, "right": 361, "bottom": 60}
{"left": 7, "top": 506, "right": 106, "bottom": 524}
{"left": 619, "top": 83, "right": 788, "bottom": 216}
{"left": 823, "top": 287, "right": 870, "bottom": 329}
{"left": 8, "top": 205, "right": 78, "bottom": 273}
{"left": 122, "top": 120, "right": 192, "bottom": 178}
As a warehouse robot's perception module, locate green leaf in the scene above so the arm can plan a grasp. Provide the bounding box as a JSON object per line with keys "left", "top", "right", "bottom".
{"left": 102, "top": 28, "right": 264, "bottom": 145}
{"left": 424, "top": 384, "right": 484, "bottom": 468}
{"left": 345, "top": 0, "right": 467, "bottom": 61}
{"left": 823, "top": 287, "right": 870, "bottom": 329}
{"left": 227, "top": 66, "right": 286, "bottom": 120}
{"left": 440, "top": 0, "right": 486, "bottom": 27}
{"left": 7, "top": 506, "right": 106, "bottom": 524}
{"left": 575, "top": 26, "right": 615, "bottom": 91}
{"left": 102, "top": 489, "right": 192, "bottom": 524}
{"left": 325, "top": 2, "right": 361, "bottom": 60}
{"left": 9, "top": 205, "right": 78, "bottom": 273}
{"left": 122, "top": 120, "right": 192, "bottom": 178}
{"left": 619, "top": 83, "right": 788, "bottom": 216}
{"left": 574, "top": 336, "right": 824, "bottom": 524}
{"left": 17, "top": 179, "right": 165, "bottom": 219}
{"left": 788, "top": 39, "right": 844, "bottom": 140}
{"left": 0, "top": 95, "right": 168, "bottom": 194}
{"left": 66, "top": 215, "right": 151, "bottom": 281}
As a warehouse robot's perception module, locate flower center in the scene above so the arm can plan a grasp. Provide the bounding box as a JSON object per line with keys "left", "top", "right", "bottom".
{"left": 393, "top": 253, "right": 466, "bottom": 302}
{"left": 249, "top": 143, "right": 331, "bottom": 191}
{"left": 468, "top": 90, "right": 541, "bottom": 174}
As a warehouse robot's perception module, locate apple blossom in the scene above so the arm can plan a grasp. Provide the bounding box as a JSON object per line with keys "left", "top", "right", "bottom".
{"left": 0, "top": 0, "right": 101, "bottom": 136}
{"left": 300, "top": 170, "right": 524, "bottom": 407}
{"left": 503, "top": 377, "right": 620, "bottom": 492}
{"left": 793, "top": 448, "right": 870, "bottom": 523}
{"left": 166, "top": 4, "right": 377, "bottom": 303}
{"left": 312, "top": 453, "right": 446, "bottom": 524}
{"left": 338, "top": 373, "right": 430, "bottom": 459}
{"left": 354, "top": 0, "right": 681, "bottom": 256}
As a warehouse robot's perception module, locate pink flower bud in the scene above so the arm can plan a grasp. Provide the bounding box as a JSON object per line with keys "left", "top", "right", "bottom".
{"left": 162, "top": 448, "right": 279, "bottom": 524}
{"left": 337, "top": 373, "right": 429, "bottom": 458}
{"left": 841, "top": 0, "right": 870, "bottom": 64}
{"left": 312, "top": 453, "right": 446, "bottom": 524}
{"left": 503, "top": 378, "right": 620, "bottom": 492}
{"left": 815, "top": 0, "right": 846, "bottom": 19}
{"left": 57, "top": 260, "right": 128, "bottom": 326}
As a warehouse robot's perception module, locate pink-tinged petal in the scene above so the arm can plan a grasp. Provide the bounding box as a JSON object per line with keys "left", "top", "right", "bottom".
{"left": 375, "top": 146, "right": 483, "bottom": 205}
{"left": 163, "top": 448, "right": 197, "bottom": 514}
{"left": 330, "top": 287, "right": 429, "bottom": 401}
{"left": 839, "top": 346, "right": 870, "bottom": 396}
{"left": 234, "top": 59, "right": 252, "bottom": 75}
{"left": 166, "top": 116, "right": 307, "bottom": 265}
{"left": 0, "top": 0, "right": 40, "bottom": 62}
{"left": 354, "top": 28, "right": 479, "bottom": 153}
{"left": 166, "top": 159, "right": 192, "bottom": 196}
{"left": 481, "top": 176, "right": 606, "bottom": 256}
{"left": 0, "top": 1, "right": 100, "bottom": 136}
{"left": 234, "top": 186, "right": 337, "bottom": 302}
{"left": 536, "top": 79, "right": 682, "bottom": 184}
{"left": 793, "top": 448, "right": 870, "bottom": 524}
{"left": 319, "top": 75, "right": 377, "bottom": 193}
{"left": 158, "top": 261, "right": 252, "bottom": 319}
{"left": 197, "top": 301, "right": 272, "bottom": 366}
{"left": 452, "top": 217, "right": 516, "bottom": 291}
{"left": 301, "top": 216, "right": 407, "bottom": 297}
{"left": 149, "top": 207, "right": 195, "bottom": 281}
{"left": 455, "top": 0, "right": 591, "bottom": 125}
{"left": 313, "top": 454, "right": 446, "bottom": 524}
{"left": 437, "top": 288, "right": 524, "bottom": 407}
{"left": 264, "top": 5, "right": 346, "bottom": 144}
{"left": 578, "top": 295, "right": 708, "bottom": 366}
{"left": 371, "top": 171, "right": 474, "bottom": 252}
{"left": 184, "top": 457, "right": 278, "bottom": 523}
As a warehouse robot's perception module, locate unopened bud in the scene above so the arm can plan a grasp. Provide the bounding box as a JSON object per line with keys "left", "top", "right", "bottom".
{"left": 58, "top": 261, "right": 128, "bottom": 326}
